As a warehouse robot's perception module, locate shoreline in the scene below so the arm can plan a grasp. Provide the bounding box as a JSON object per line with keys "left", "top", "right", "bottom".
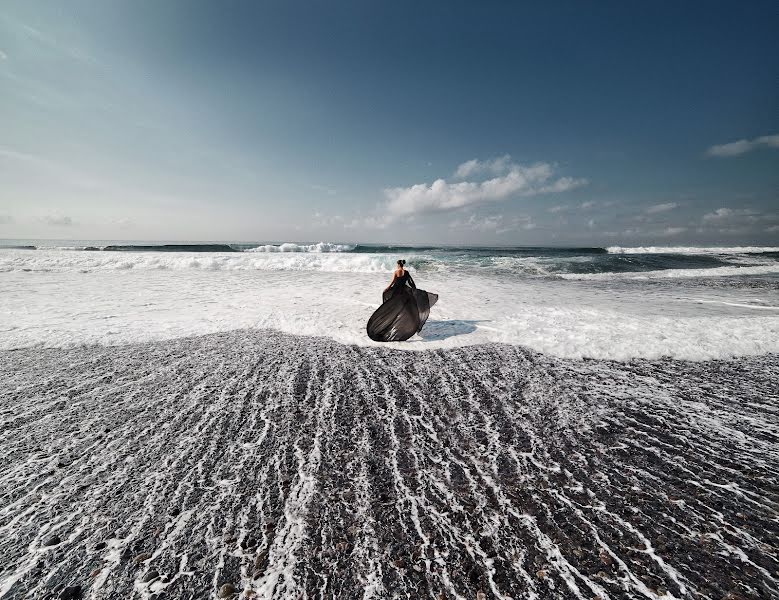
{"left": 4, "top": 325, "right": 779, "bottom": 363}
{"left": 1, "top": 330, "right": 778, "bottom": 598}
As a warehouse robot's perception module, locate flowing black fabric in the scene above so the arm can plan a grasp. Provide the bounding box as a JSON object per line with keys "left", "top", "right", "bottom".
{"left": 367, "top": 273, "right": 438, "bottom": 342}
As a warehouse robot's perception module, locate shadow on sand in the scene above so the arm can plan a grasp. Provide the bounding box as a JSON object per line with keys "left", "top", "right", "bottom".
{"left": 417, "top": 319, "right": 486, "bottom": 341}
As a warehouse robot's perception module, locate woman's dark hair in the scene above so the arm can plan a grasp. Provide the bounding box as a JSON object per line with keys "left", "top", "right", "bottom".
{"left": 397, "top": 259, "right": 406, "bottom": 267}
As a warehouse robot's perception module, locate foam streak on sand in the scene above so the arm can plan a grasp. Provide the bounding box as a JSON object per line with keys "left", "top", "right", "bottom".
{"left": 0, "top": 331, "right": 777, "bottom": 599}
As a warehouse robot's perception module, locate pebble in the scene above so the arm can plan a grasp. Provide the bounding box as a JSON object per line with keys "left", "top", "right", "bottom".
{"left": 218, "top": 583, "right": 237, "bottom": 598}
{"left": 43, "top": 535, "right": 61, "bottom": 547}
{"left": 59, "top": 586, "right": 82, "bottom": 600}
{"left": 142, "top": 571, "right": 160, "bottom": 583}
{"left": 254, "top": 548, "right": 269, "bottom": 567}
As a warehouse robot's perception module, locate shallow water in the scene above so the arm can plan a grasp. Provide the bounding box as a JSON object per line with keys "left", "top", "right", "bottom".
{"left": 1, "top": 246, "right": 777, "bottom": 360}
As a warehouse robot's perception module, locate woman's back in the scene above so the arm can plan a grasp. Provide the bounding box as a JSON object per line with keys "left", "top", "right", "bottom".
{"left": 393, "top": 268, "right": 415, "bottom": 290}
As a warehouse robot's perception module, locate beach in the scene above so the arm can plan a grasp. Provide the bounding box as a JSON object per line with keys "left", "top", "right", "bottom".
{"left": 4, "top": 1, "right": 777, "bottom": 597}
{"left": 1, "top": 330, "right": 777, "bottom": 599}
{"left": 1, "top": 243, "right": 778, "bottom": 599}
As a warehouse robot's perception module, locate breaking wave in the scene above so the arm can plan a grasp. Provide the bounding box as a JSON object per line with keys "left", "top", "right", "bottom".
{"left": 559, "top": 264, "right": 779, "bottom": 280}
{"left": 244, "top": 242, "right": 356, "bottom": 253}
{"left": 607, "top": 246, "right": 779, "bottom": 255}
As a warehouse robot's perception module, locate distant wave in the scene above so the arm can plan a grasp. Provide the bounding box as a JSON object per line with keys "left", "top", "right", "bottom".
{"left": 9, "top": 242, "right": 357, "bottom": 253}
{"left": 2, "top": 242, "right": 611, "bottom": 255}
{"left": 0, "top": 251, "right": 400, "bottom": 274}
{"left": 559, "top": 264, "right": 779, "bottom": 280}
{"left": 19, "top": 244, "right": 243, "bottom": 252}
{"left": 103, "top": 244, "right": 240, "bottom": 252}
{"left": 244, "top": 242, "right": 355, "bottom": 253}
{"left": 607, "top": 246, "right": 779, "bottom": 255}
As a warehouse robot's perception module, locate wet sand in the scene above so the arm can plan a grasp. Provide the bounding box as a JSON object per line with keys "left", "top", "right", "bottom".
{"left": 1, "top": 330, "right": 777, "bottom": 599}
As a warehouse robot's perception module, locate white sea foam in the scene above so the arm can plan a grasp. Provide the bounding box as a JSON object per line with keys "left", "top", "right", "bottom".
{"left": 1, "top": 255, "right": 777, "bottom": 359}
{"left": 244, "top": 242, "right": 355, "bottom": 253}
{"left": 607, "top": 246, "right": 779, "bottom": 255}
{"left": 3, "top": 249, "right": 778, "bottom": 281}
{"left": 559, "top": 264, "right": 779, "bottom": 280}
{"left": 0, "top": 249, "right": 397, "bottom": 273}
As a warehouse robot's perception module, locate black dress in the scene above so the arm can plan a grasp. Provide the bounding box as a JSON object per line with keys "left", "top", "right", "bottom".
{"left": 366, "top": 270, "right": 438, "bottom": 342}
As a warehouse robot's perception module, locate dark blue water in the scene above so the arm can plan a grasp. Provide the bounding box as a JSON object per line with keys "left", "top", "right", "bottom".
{"left": 1, "top": 239, "right": 777, "bottom": 277}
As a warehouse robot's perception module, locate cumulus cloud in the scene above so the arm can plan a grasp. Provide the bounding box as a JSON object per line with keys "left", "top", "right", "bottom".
{"left": 384, "top": 159, "right": 587, "bottom": 217}
{"left": 645, "top": 202, "right": 678, "bottom": 214}
{"left": 706, "top": 134, "right": 779, "bottom": 157}
{"left": 454, "top": 155, "right": 512, "bottom": 178}
{"left": 699, "top": 206, "right": 778, "bottom": 234}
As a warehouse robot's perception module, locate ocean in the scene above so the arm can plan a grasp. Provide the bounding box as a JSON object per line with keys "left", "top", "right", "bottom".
{"left": 1, "top": 240, "right": 778, "bottom": 598}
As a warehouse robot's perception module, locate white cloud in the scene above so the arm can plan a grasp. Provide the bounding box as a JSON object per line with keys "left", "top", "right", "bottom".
{"left": 454, "top": 155, "right": 512, "bottom": 178}
{"left": 701, "top": 207, "right": 758, "bottom": 223}
{"left": 706, "top": 134, "right": 779, "bottom": 157}
{"left": 580, "top": 201, "right": 596, "bottom": 209}
{"left": 645, "top": 202, "right": 678, "bottom": 214}
{"left": 384, "top": 160, "right": 587, "bottom": 217}
{"left": 450, "top": 214, "right": 504, "bottom": 232}
{"left": 661, "top": 226, "right": 687, "bottom": 236}
{"left": 547, "top": 204, "right": 569, "bottom": 213}
{"left": 38, "top": 214, "right": 73, "bottom": 226}
{"left": 0, "top": 49, "right": 8, "bottom": 61}
{"left": 766, "top": 225, "right": 779, "bottom": 233}
{"left": 449, "top": 213, "right": 535, "bottom": 234}
{"left": 699, "top": 207, "right": 778, "bottom": 235}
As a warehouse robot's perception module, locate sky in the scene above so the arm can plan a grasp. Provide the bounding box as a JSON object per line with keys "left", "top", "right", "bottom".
{"left": 1, "top": 1, "right": 777, "bottom": 246}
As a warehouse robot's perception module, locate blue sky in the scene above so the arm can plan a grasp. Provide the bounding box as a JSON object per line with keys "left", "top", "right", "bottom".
{"left": 1, "top": 1, "right": 777, "bottom": 245}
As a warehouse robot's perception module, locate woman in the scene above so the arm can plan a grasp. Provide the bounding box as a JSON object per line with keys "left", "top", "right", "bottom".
{"left": 367, "top": 259, "right": 438, "bottom": 342}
